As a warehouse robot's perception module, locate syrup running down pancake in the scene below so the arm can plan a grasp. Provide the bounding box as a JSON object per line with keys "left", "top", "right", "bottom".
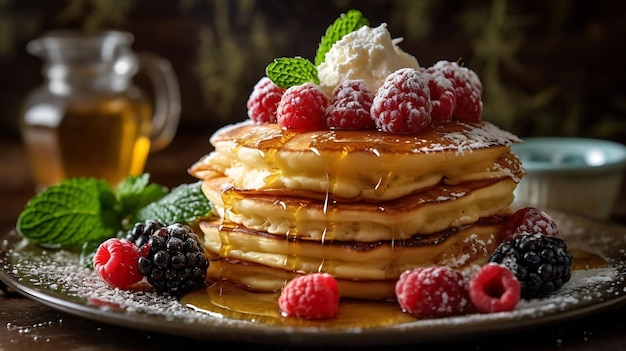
{"left": 201, "top": 176, "right": 517, "bottom": 242}
{"left": 189, "top": 120, "right": 524, "bottom": 299}
{"left": 199, "top": 217, "right": 507, "bottom": 300}
{"left": 189, "top": 120, "right": 523, "bottom": 201}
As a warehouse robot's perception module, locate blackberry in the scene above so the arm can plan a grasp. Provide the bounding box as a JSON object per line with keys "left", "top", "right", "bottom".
{"left": 126, "top": 219, "right": 166, "bottom": 247}
{"left": 137, "top": 223, "right": 209, "bottom": 296}
{"left": 489, "top": 233, "right": 573, "bottom": 299}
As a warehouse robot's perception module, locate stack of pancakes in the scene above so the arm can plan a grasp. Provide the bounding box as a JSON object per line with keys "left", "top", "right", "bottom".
{"left": 189, "top": 120, "right": 524, "bottom": 299}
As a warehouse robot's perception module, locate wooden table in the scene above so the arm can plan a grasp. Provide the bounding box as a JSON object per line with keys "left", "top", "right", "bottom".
{"left": 2, "top": 132, "right": 626, "bottom": 350}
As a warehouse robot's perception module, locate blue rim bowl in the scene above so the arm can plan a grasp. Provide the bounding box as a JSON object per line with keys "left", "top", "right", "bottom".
{"left": 512, "top": 137, "right": 626, "bottom": 175}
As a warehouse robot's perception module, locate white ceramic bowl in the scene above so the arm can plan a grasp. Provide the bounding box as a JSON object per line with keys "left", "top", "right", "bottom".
{"left": 512, "top": 137, "right": 626, "bottom": 220}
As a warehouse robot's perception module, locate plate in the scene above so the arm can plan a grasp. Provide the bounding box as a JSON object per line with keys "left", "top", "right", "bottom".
{"left": 1, "top": 210, "right": 626, "bottom": 346}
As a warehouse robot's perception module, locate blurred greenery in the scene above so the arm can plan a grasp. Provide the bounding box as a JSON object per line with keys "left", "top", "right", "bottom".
{"left": 0, "top": 0, "right": 624, "bottom": 142}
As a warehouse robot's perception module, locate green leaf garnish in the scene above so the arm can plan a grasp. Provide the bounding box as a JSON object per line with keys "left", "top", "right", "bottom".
{"left": 16, "top": 178, "right": 121, "bottom": 249}
{"left": 116, "top": 173, "right": 168, "bottom": 219}
{"left": 265, "top": 57, "right": 319, "bottom": 89}
{"left": 16, "top": 174, "right": 213, "bottom": 251}
{"left": 314, "top": 9, "right": 369, "bottom": 66}
{"left": 135, "top": 181, "right": 212, "bottom": 225}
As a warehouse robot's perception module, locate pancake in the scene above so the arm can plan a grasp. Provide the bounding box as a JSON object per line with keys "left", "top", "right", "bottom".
{"left": 205, "top": 259, "right": 400, "bottom": 300}
{"left": 190, "top": 119, "right": 523, "bottom": 300}
{"left": 189, "top": 120, "right": 523, "bottom": 201}
{"left": 201, "top": 176, "right": 518, "bottom": 241}
{"left": 199, "top": 217, "right": 507, "bottom": 299}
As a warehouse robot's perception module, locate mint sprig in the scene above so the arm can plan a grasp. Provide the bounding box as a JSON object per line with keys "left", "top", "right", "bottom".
{"left": 16, "top": 174, "right": 213, "bottom": 250}
{"left": 116, "top": 173, "right": 168, "bottom": 218}
{"left": 16, "top": 178, "right": 121, "bottom": 249}
{"left": 265, "top": 57, "right": 319, "bottom": 89}
{"left": 314, "top": 9, "right": 369, "bottom": 66}
{"left": 135, "top": 181, "right": 212, "bottom": 225}
{"left": 263, "top": 9, "right": 369, "bottom": 89}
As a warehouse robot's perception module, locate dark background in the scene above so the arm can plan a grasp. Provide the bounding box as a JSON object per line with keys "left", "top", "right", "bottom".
{"left": 1, "top": 3, "right": 626, "bottom": 349}
{"left": 1, "top": 0, "right": 625, "bottom": 143}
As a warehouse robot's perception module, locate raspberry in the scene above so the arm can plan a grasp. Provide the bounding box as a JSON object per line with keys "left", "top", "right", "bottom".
{"left": 425, "top": 60, "right": 482, "bottom": 122}
{"left": 137, "top": 223, "right": 209, "bottom": 297}
{"left": 246, "top": 77, "right": 285, "bottom": 124}
{"left": 325, "top": 79, "right": 375, "bottom": 130}
{"left": 371, "top": 68, "right": 432, "bottom": 134}
{"left": 278, "top": 273, "right": 340, "bottom": 319}
{"left": 501, "top": 207, "right": 560, "bottom": 242}
{"left": 423, "top": 72, "right": 456, "bottom": 123}
{"left": 276, "top": 83, "right": 329, "bottom": 131}
{"left": 93, "top": 238, "right": 143, "bottom": 288}
{"left": 489, "top": 233, "right": 573, "bottom": 299}
{"left": 469, "top": 263, "right": 520, "bottom": 313}
{"left": 395, "top": 266, "right": 468, "bottom": 318}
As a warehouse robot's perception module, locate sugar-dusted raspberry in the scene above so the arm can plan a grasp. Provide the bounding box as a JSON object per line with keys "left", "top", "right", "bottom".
{"left": 278, "top": 273, "right": 340, "bottom": 319}
{"left": 276, "top": 83, "right": 329, "bottom": 132}
{"left": 326, "top": 79, "right": 374, "bottom": 130}
{"left": 246, "top": 77, "right": 285, "bottom": 124}
{"left": 395, "top": 266, "right": 468, "bottom": 318}
{"left": 423, "top": 72, "right": 456, "bottom": 123}
{"left": 425, "top": 60, "right": 482, "bottom": 122}
{"left": 93, "top": 238, "right": 144, "bottom": 288}
{"left": 371, "top": 68, "right": 432, "bottom": 134}
{"left": 469, "top": 263, "right": 521, "bottom": 313}
{"left": 501, "top": 207, "right": 560, "bottom": 242}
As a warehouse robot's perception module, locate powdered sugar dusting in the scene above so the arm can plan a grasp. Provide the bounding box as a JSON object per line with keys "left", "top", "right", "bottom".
{"left": 493, "top": 152, "right": 524, "bottom": 183}
{"left": 2, "top": 215, "right": 626, "bottom": 343}
{"left": 4, "top": 243, "right": 216, "bottom": 325}
{"left": 403, "top": 121, "right": 520, "bottom": 155}
{"left": 442, "top": 122, "right": 521, "bottom": 155}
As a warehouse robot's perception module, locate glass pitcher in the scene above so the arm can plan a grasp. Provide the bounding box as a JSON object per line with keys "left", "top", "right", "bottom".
{"left": 20, "top": 30, "right": 180, "bottom": 191}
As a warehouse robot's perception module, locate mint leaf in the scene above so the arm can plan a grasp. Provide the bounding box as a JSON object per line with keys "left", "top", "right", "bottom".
{"left": 116, "top": 173, "right": 168, "bottom": 221}
{"left": 135, "top": 181, "right": 212, "bottom": 225}
{"left": 16, "top": 175, "right": 212, "bottom": 252}
{"left": 265, "top": 57, "right": 319, "bottom": 89}
{"left": 314, "top": 9, "right": 369, "bottom": 66}
{"left": 16, "top": 178, "right": 122, "bottom": 249}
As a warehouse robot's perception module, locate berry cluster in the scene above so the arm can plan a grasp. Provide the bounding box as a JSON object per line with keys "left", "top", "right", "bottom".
{"left": 278, "top": 264, "right": 520, "bottom": 320}
{"left": 395, "top": 263, "right": 520, "bottom": 318}
{"left": 490, "top": 207, "right": 572, "bottom": 299}
{"left": 93, "top": 220, "right": 209, "bottom": 297}
{"left": 246, "top": 60, "right": 482, "bottom": 134}
{"left": 279, "top": 207, "right": 573, "bottom": 321}
{"left": 394, "top": 207, "right": 573, "bottom": 318}
{"left": 490, "top": 233, "right": 572, "bottom": 299}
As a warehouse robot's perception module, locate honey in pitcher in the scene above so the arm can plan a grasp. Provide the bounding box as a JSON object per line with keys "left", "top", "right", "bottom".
{"left": 21, "top": 92, "right": 152, "bottom": 189}
{"left": 22, "top": 30, "right": 181, "bottom": 191}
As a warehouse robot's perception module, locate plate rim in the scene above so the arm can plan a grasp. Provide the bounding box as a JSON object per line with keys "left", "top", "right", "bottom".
{"left": 2, "top": 212, "right": 626, "bottom": 346}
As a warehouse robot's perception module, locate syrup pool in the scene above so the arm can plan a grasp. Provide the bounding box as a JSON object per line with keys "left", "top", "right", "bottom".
{"left": 181, "top": 249, "right": 608, "bottom": 329}
{"left": 182, "top": 281, "right": 415, "bottom": 328}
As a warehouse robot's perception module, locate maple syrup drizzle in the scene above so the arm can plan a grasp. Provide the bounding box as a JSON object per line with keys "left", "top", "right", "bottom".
{"left": 200, "top": 125, "right": 604, "bottom": 327}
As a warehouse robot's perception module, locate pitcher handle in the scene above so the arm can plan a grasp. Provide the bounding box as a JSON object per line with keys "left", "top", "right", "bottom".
{"left": 137, "top": 53, "right": 181, "bottom": 152}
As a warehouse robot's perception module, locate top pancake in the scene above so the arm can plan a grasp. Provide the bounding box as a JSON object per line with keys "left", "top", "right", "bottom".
{"left": 189, "top": 120, "right": 523, "bottom": 201}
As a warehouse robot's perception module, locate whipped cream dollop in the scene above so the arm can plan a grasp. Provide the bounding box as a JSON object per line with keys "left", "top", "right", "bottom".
{"left": 317, "top": 23, "right": 420, "bottom": 96}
